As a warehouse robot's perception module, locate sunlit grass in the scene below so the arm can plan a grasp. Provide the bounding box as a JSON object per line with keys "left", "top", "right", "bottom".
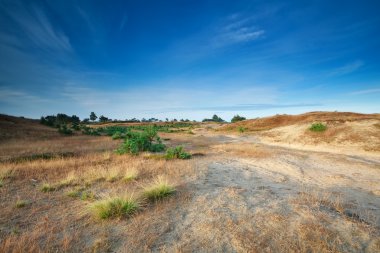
{"left": 90, "top": 196, "right": 139, "bottom": 219}
{"left": 143, "top": 176, "right": 175, "bottom": 201}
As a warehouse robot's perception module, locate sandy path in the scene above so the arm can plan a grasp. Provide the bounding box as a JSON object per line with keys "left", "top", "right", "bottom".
{"left": 145, "top": 131, "right": 380, "bottom": 252}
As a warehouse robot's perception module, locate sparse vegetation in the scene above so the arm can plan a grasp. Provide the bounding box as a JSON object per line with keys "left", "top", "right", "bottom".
{"left": 124, "top": 168, "right": 138, "bottom": 182}
{"left": 143, "top": 177, "right": 176, "bottom": 201}
{"left": 15, "top": 200, "right": 28, "bottom": 208}
{"left": 238, "top": 126, "right": 246, "bottom": 133}
{"left": 231, "top": 115, "right": 246, "bottom": 123}
{"left": 40, "top": 183, "right": 55, "bottom": 192}
{"left": 309, "top": 122, "right": 327, "bottom": 132}
{"left": 165, "top": 146, "right": 191, "bottom": 159}
{"left": 91, "top": 196, "right": 139, "bottom": 219}
{"left": 203, "top": 114, "right": 225, "bottom": 122}
{"left": 1, "top": 112, "right": 379, "bottom": 252}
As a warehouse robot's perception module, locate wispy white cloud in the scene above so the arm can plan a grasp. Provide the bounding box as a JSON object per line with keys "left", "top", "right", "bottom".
{"left": 119, "top": 14, "right": 128, "bottom": 31}
{"left": 327, "top": 60, "right": 364, "bottom": 77}
{"left": 349, "top": 88, "right": 380, "bottom": 95}
{"left": 212, "top": 15, "right": 265, "bottom": 48}
{"left": 3, "top": 2, "right": 73, "bottom": 55}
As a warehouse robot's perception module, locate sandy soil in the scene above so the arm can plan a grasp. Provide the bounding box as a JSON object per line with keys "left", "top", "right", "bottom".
{"left": 1, "top": 115, "right": 379, "bottom": 252}
{"left": 138, "top": 129, "right": 380, "bottom": 252}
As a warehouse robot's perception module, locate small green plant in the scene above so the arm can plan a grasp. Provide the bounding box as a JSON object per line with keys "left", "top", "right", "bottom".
{"left": 58, "top": 124, "right": 73, "bottom": 135}
{"left": 80, "top": 191, "right": 96, "bottom": 201}
{"left": 238, "top": 126, "right": 246, "bottom": 133}
{"left": 40, "top": 183, "right": 55, "bottom": 192}
{"left": 309, "top": 122, "right": 327, "bottom": 132}
{"left": 143, "top": 177, "right": 176, "bottom": 201}
{"left": 165, "top": 146, "right": 191, "bottom": 160}
{"left": 66, "top": 189, "right": 81, "bottom": 198}
{"left": 15, "top": 200, "right": 28, "bottom": 208}
{"left": 91, "top": 197, "right": 139, "bottom": 219}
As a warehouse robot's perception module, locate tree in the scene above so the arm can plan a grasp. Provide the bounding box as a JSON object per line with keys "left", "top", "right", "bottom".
{"left": 231, "top": 115, "right": 246, "bottom": 123}
{"left": 90, "top": 112, "right": 97, "bottom": 122}
{"left": 99, "top": 115, "right": 109, "bottom": 122}
{"left": 71, "top": 115, "right": 80, "bottom": 124}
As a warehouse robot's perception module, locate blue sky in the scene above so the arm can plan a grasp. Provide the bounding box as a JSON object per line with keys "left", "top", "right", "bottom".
{"left": 0, "top": 0, "right": 379, "bottom": 121}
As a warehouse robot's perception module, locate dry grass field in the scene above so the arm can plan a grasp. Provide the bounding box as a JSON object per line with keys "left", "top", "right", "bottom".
{"left": 0, "top": 112, "right": 380, "bottom": 252}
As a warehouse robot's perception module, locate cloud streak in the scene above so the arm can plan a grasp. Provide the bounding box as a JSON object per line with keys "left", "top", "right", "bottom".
{"left": 328, "top": 60, "right": 364, "bottom": 77}
{"left": 349, "top": 88, "right": 380, "bottom": 95}
{"left": 155, "top": 103, "right": 322, "bottom": 113}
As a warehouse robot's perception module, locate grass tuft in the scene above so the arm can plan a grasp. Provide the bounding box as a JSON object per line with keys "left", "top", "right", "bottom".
{"left": 15, "top": 200, "right": 28, "bottom": 208}
{"left": 40, "top": 183, "right": 55, "bottom": 192}
{"left": 91, "top": 196, "right": 139, "bottom": 219}
{"left": 123, "top": 168, "right": 138, "bottom": 182}
{"left": 143, "top": 176, "right": 176, "bottom": 201}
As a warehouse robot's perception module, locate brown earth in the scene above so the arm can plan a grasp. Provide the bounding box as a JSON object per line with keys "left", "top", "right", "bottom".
{"left": 0, "top": 113, "right": 379, "bottom": 252}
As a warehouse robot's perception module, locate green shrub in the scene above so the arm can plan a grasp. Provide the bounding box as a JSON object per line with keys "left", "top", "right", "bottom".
{"left": 116, "top": 127, "right": 165, "bottom": 155}
{"left": 165, "top": 146, "right": 191, "bottom": 160}
{"left": 231, "top": 115, "right": 246, "bottom": 123}
{"left": 112, "top": 131, "right": 124, "bottom": 140}
{"left": 238, "top": 126, "right": 246, "bottom": 133}
{"left": 309, "top": 122, "right": 327, "bottom": 132}
{"left": 58, "top": 125, "right": 73, "bottom": 135}
{"left": 91, "top": 197, "right": 139, "bottom": 219}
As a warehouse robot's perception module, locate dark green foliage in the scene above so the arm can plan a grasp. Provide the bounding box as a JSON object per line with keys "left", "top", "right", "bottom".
{"left": 90, "top": 112, "right": 97, "bottom": 122}
{"left": 81, "top": 126, "right": 101, "bottom": 136}
{"left": 40, "top": 114, "right": 81, "bottom": 128}
{"left": 99, "top": 115, "right": 110, "bottom": 122}
{"left": 112, "top": 131, "right": 124, "bottom": 140}
{"left": 71, "top": 122, "right": 81, "bottom": 131}
{"left": 231, "top": 115, "right": 246, "bottom": 123}
{"left": 58, "top": 125, "right": 73, "bottom": 135}
{"left": 116, "top": 127, "right": 165, "bottom": 155}
{"left": 309, "top": 122, "right": 327, "bottom": 132}
{"left": 202, "top": 114, "right": 225, "bottom": 122}
{"left": 165, "top": 146, "right": 191, "bottom": 160}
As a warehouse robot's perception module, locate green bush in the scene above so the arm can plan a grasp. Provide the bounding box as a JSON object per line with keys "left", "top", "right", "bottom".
{"left": 231, "top": 115, "right": 246, "bottom": 123}
{"left": 165, "top": 146, "right": 191, "bottom": 160}
{"left": 238, "top": 126, "right": 246, "bottom": 133}
{"left": 116, "top": 127, "right": 165, "bottom": 155}
{"left": 58, "top": 125, "right": 73, "bottom": 135}
{"left": 309, "top": 122, "right": 327, "bottom": 132}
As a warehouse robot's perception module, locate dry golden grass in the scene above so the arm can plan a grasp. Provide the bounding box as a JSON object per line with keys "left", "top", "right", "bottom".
{"left": 220, "top": 111, "right": 380, "bottom": 132}
{"left": 212, "top": 143, "right": 271, "bottom": 158}
{"left": 1, "top": 113, "right": 379, "bottom": 252}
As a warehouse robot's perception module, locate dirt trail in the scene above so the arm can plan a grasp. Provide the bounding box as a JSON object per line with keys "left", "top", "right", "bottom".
{"left": 144, "top": 130, "right": 380, "bottom": 252}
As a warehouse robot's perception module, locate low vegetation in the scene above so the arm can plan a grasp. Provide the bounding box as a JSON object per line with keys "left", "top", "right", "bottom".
{"left": 91, "top": 196, "right": 139, "bottom": 219}
{"left": 202, "top": 114, "right": 225, "bottom": 122}
{"left": 165, "top": 146, "right": 191, "bottom": 160}
{"left": 40, "top": 183, "right": 55, "bottom": 192}
{"left": 15, "top": 200, "right": 28, "bottom": 208}
{"left": 116, "top": 127, "right": 165, "bottom": 155}
{"left": 143, "top": 177, "right": 176, "bottom": 201}
{"left": 231, "top": 114, "right": 246, "bottom": 123}
{"left": 309, "top": 122, "right": 327, "bottom": 132}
